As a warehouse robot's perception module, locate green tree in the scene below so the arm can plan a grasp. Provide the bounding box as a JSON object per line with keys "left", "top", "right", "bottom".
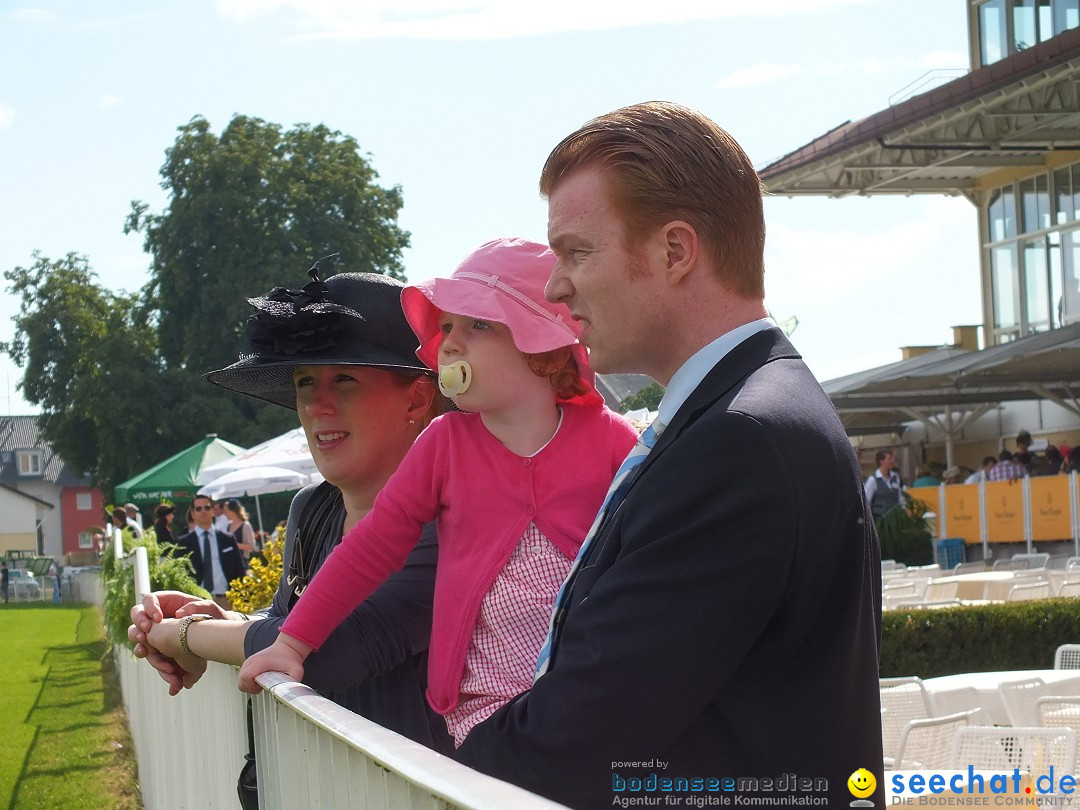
{"left": 1, "top": 252, "right": 162, "bottom": 492}
{"left": 4, "top": 114, "right": 411, "bottom": 495}
{"left": 125, "top": 114, "right": 410, "bottom": 374}
{"left": 620, "top": 381, "right": 664, "bottom": 413}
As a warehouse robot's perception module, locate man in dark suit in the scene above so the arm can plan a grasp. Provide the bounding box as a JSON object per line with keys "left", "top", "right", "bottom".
{"left": 456, "top": 102, "right": 884, "bottom": 808}
{"left": 172, "top": 493, "right": 245, "bottom": 609}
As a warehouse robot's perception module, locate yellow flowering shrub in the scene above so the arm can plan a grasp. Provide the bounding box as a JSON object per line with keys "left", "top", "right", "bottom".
{"left": 227, "top": 534, "right": 285, "bottom": 613}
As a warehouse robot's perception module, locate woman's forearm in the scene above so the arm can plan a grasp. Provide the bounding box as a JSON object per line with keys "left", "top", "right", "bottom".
{"left": 175, "top": 617, "right": 252, "bottom": 666}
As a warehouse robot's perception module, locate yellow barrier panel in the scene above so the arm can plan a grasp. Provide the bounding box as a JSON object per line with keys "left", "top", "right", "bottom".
{"left": 941, "top": 483, "right": 981, "bottom": 545}
{"left": 1030, "top": 475, "right": 1073, "bottom": 541}
{"left": 984, "top": 480, "right": 1025, "bottom": 543}
{"left": 906, "top": 486, "right": 938, "bottom": 513}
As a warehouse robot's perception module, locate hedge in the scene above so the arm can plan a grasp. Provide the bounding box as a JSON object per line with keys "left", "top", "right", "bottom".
{"left": 881, "top": 598, "right": 1080, "bottom": 677}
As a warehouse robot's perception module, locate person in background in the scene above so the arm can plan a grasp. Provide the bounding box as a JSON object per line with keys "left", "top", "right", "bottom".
{"left": 153, "top": 504, "right": 177, "bottom": 546}
{"left": 1033, "top": 445, "right": 1064, "bottom": 476}
{"left": 223, "top": 499, "right": 256, "bottom": 558}
{"left": 1066, "top": 446, "right": 1080, "bottom": 474}
{"left": 942, "top": 466, "right": 964, "bottom": 485}
{"left": 865, "top": 449, "right": 904, "bottom": 518}
{"left": 169, "top": 494, "right": 245, "bottom": 610}
{"left": 910, "top": 464, "right": 939, "bottom": 488}
{"left": 964, "top": 456, "right": 997, "bottom": 484}
{"left": 48, "top": 559, "right": 60, "bottom": 604}
{"left": 990, "top": 449, "right": 1028, "bottom": 481}
{"left": 212, "top": 501, "right": 231, "bottom": 534}
{"left": 2, "top": 561, "right": 9, "bottom": 604}
{"left": 125, "top": 502, "right": 144, "bottom": 532}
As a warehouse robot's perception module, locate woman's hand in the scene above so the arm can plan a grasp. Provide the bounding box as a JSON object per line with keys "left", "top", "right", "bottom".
{"left": 236, "top": 634, "right": 311, "bottom": 694}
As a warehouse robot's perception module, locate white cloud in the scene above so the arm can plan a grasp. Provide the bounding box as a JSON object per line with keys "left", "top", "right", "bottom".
{"left": 213, "top": 0, "right": 876, "bottom": 41}
{"left": 4, "top": 8, "right": 55, "bottom": 22}
{"left": 0, "top": 103, "right": 15, "bottom": 130}
{"left": 715, "top": 62, "right": 804, "bottom": 89}
{"left": 99, "top": 94, "right": 123, "bottom": 110}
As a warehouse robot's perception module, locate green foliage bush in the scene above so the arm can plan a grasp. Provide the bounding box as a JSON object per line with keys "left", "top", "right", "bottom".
{"left": 100, "top": 528, "right": 207, "bottom": 649}
{"left": 881, "top": 598, "right": 1080, "bottom": 677}
{"left": 876, "top": 494, "right": 934, "bottom": 566}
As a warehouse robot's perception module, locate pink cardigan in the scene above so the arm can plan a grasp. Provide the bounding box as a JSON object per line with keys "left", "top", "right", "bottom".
{"left": 282, "top": 402, "right": 639, "bottom": 714}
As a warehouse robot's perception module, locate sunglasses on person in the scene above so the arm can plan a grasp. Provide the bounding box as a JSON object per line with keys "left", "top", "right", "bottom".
{"left": 193, "top": 505, "right": 213, "bottom": 512}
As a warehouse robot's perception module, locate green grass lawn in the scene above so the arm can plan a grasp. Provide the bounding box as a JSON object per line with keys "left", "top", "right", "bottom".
{"left": 0, "top": 603, "right": 138, "bottom": 809}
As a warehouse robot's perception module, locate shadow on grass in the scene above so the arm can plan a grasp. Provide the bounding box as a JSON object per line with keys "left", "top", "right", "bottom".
{"left": 8, "top": 610, "right": 137, "bottom": 810}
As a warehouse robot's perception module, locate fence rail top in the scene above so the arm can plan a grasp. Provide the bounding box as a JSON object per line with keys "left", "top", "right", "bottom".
{"left": 256, "top": 671, "right": 568, "bottom": 810}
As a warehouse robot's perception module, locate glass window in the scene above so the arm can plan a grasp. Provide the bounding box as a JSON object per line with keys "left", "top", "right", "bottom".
{"left": 1055, "top": 167, "right": 1073, "bottom": 224}
{"left": 989, "top": 185, "right": 1018, "bottom": 240}
{"left": 1049, "top": 232, "right": 1063, "bottom": 327}
{"left": 79, "top": 531, "right": 93, "bottom": 549}
{"left": 1021, "top": 175, "right": 1050, "bottom": 232}
{"left": 1039, "top": 0, "right": 1055, "bottom": 40}
{"left": 1063, "top": 228, "right": 1080, "bottom": 324}
{"left": 76, "top": 492, "right": 92, "bottom": 510}
{"left": 992, "top": 244, "right": 1020, "bottom": 328}
{"left": 1016, "top": 0, "right": 1038, "bottom": 49}
{"left": 17, "top": 451, "right": 41, "bottom": 476}
{"left": 1024, "top": 239, "right": 1051, "bottom": 328}
{"left": 981, "top": 0, "right": 1008, "bottom": 64}
{"left": 1054, "top": 0, "right": 1080, "bottom": 35}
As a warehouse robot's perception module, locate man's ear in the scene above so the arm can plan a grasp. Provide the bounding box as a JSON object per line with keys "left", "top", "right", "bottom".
{"left": 660, "top": 221, "right": 699, "bottom": 285}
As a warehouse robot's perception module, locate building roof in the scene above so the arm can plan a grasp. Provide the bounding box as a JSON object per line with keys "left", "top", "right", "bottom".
{"left": 759, "top": 25, "right": 1080, "bottom": 198}
{"left": 0, "top": 481, "right": 55, "bottom": 509}
{"left": 0, "top": 415, "right": 89, "bottom": 487}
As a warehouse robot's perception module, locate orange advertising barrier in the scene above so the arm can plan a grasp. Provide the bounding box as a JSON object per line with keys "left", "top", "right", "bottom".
{"left": 984, "top": 479, "right": 1026, "bottom": 543}
{"left": 1030, "top": 475, "right": 1073, "bottom": 541}
{"left": 906, "top": 486, "right": 938, "bottom": 514}
{"left": 941, "top": 483, "right": 980, "bottom": 545}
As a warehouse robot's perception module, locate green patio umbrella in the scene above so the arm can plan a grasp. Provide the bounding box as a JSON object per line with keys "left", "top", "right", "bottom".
{"left": 114, "top": 434, "right": 246, "bottom": 505}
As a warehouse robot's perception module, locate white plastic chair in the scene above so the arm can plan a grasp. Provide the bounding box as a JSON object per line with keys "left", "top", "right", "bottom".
{"left": 954, "top": 561, "right": 987, "bottom": 575}
{"left": 994, "top": 558, "right": 1030, "bottom": 571}
{"left": 1007, "top": 581, "right": 1051, "bottom": 601}
{"left": 928, "top": 686, "right": 992, "bottom": 726}
{"left": 1037, "top": 696, "right": 1080, "bottom": 730}
{"left": 1059, "top": 580, "right": 1080, "bottom": 598}
{"left": 1055, "top": 644, "right": 1080, "bottom": 669}
{"left": 1013, "top": 552, "right": 1050, "bottom": 570}
{"left": 880, "top": 677, "right": 930, "bottom": 765}
{"left": 1067, "top": 557, "right": 1080, "bottom": 571}
{"left": 881, "top": 559, "right": 904, "bottom": 572}
{"left": 895, "top": 711, "right": 976, "bottom": 769}
{"left": 948, "top": 726, "right": 1076, "bottom": 772}
{"left": 1000, "top": 678, "right": 1047, "bottom": 727}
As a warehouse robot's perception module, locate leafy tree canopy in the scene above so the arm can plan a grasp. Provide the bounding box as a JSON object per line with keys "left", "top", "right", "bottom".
{"left": 4, "top": 115, "right": 410, "bottom": 496}
{"left": 620, "top": 382, "right": 664, "bottom": 413}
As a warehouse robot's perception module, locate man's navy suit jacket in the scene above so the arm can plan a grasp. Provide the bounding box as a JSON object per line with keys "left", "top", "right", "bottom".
{"left": 458, "top": 328, "right": 885, "bottom": 809}
{"left": 172, "top": 527, "right": 245, "bottom": 589}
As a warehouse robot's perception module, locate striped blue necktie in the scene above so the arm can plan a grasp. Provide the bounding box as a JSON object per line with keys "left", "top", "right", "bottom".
{"left": 534, "top": 417, "right": 666, "bottom": 679}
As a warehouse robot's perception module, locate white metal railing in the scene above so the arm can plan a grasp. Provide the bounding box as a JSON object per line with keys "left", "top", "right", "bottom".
{"left": 118, "top": 549, "right": 565, "bottom": 809}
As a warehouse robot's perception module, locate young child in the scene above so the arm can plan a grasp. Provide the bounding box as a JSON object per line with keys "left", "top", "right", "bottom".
{"left": 238, "top": 238, "right": 638, "bottom": 745}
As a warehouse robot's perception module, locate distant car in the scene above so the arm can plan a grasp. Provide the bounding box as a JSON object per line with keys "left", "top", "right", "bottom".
{"left": 7, "top": 569, "right": 42, "bottom": 599}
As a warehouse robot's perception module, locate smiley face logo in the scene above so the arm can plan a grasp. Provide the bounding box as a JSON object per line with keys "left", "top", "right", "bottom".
{"left": 848, "top": 768, "right": 876, "bottom": 799}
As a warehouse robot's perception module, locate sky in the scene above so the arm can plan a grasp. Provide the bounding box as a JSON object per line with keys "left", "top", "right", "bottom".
{"left": 0, "top": 0, "right": 981, "bottom": 416}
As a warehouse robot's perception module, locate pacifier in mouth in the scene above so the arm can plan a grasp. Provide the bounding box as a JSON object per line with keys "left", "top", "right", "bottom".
{"left": 438, "top": 360, "right": 472, "bottom": 397}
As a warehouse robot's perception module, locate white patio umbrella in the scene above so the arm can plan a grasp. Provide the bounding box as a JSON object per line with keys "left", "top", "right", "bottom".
{"left": 198, "top": 426, "right": 319, "bottom": 484}
{"left": 197, "top": 465, "right": 318, "bottom": 534}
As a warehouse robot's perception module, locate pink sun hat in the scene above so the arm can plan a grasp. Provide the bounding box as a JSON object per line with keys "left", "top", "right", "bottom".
{"left": 401, "top": 237, "right": 603, "bottom": 406}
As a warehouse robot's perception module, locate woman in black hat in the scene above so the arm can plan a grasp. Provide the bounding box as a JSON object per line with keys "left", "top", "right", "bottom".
{"left": 128, "top": 267, "right": 452, "bottom": 756}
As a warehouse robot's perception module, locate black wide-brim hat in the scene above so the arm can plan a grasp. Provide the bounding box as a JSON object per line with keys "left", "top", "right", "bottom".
{"left": 205, "top": 271, "right": 430, "bottom": 410}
